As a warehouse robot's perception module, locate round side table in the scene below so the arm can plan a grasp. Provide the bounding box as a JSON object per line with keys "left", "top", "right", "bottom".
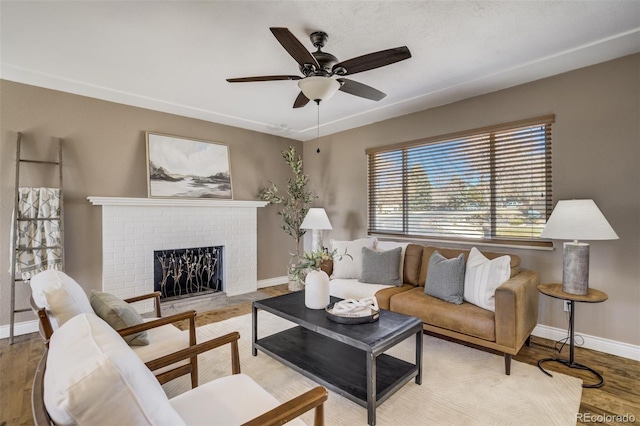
{"left": 537, "top": 283, "right": 608, "bottom": 388}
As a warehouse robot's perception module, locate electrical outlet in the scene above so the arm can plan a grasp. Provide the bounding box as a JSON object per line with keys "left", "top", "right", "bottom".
{"left": 563, "top": 300, "right": 571, "bottom": 312}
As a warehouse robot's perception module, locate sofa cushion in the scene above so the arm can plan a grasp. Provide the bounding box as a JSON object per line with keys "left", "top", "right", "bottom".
{"left": 424, "top": 252, "right": 465, "bottom": 304}
{"left": 359, "top": 247, "right": 403, "bottom": 286}
{"left": 373, "top": 284, "right": 415, "bottom": 310}
{"left": 170, "top": 373, "right": 305, "bottom": 426}
{"left": 90, "top": 290, "right": 149, "bottom": 346}
{"left": 44, "top": 313, "right": 185, "bottom": 426}
{"left": 391, "top": 287, "right": 496, "bottom": 342}
{"left": 419, "top": 246, "right": 520, "bottom": 285}
{"left": 30, "top": 269, "right": 94, "bottom": 329}
{"left": 464, "top": 247, "right": 511, "bottom": 312}
{"left": 131, "top": 319, "right": 190, "bottom": 376}
{"left": 329, "top": 278, "right": 392, "bottom": 301}
{"left": 320, "top": 242, "right": 423, "bottom": 285}
{"left": 330, "top": 237, "right": 377, "bottom": 279}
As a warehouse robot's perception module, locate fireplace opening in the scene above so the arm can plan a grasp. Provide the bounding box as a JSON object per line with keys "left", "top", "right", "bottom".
{"left": 153, "top": 246, "right": 223, "bottom": 300}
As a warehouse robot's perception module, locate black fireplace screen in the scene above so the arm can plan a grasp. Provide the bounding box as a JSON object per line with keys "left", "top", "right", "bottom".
{"left": 153, "top": 246, "right": 223, "bottom": 299}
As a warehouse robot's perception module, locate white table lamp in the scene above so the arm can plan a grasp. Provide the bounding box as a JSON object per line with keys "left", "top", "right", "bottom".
{"left": 540, "top": 199, "right": 618, "bottom": 295}
{"left": 300, "top": 208, "right": 333, "bottom": 252}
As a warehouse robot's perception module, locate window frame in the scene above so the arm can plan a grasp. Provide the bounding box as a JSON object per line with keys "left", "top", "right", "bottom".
{"left": 366, "top": 115, "right": 554, "bottom": 249}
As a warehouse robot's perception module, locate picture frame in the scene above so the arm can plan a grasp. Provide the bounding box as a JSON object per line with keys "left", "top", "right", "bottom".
{"left": 145, "top": 132, "right": 233, "bottom": 199}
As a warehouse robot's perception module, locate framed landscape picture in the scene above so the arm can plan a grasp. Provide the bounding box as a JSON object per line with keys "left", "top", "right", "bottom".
{"left": 145, "top": 132, "right": 233, "bottom": 199}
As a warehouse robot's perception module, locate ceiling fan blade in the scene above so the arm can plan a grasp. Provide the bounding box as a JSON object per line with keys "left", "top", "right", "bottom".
{"left": 293, "top": 91, "right": 310, "bottom": 108}
{"left": 333, "top": 46, "right": 411, "bottom": 76}
{"left": 226, "top": 75, "right": 301, "bottom": 83}
{"left": 337, "top": 78, "right": 386, "bottom": 101}
{"left": 270, "top": 27, "right": 320, "bottom": 69}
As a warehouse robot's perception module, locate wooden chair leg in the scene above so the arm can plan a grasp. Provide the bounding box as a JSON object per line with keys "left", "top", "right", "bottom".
{"left": 504, "top": 353, "right": 512, "bottom": 375}
{"left": 314, "top": 403, "right": 324, "bottom": 426}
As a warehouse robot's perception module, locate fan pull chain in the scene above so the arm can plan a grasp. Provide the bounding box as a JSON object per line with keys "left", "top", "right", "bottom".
{"left": 316, "top": 102, "right": 321, "bottom": 153}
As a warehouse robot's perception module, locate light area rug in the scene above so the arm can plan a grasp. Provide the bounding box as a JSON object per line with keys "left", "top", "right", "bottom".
{"left": 163, "top": 312, "right": 582, "bottom": 426}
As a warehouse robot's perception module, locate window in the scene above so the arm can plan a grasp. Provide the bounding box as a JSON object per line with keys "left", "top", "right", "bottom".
{"left": 366, "top": 115, "right": 553, "bottom": 247}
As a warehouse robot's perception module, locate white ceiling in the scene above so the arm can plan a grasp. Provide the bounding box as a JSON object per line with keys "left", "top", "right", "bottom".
{"left": 2, "top": 1, "right": 639, "bottom": 141}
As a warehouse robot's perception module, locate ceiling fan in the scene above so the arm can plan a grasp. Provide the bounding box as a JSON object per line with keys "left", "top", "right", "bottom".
{"left": 226, "top": 27, "right": 412, "bottom": 108}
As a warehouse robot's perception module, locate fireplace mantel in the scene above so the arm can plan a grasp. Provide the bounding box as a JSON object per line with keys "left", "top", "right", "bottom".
{"left": 87, "top": 196, "right": 268, "bottom": 208}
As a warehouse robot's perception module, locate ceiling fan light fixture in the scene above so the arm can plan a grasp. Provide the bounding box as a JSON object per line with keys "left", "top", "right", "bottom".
{"left": 227, "top": 28, "right": 411, "bottom": 108}
{"left": 298, "top": 76, "right": 340, "bottom": 103}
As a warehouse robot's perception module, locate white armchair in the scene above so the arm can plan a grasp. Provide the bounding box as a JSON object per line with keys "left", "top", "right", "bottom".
{"left": 31, "top": 313, "right": 328, "bottom": 426}
{"left": 29, "top": 270, "right": 201, "bottom": 387}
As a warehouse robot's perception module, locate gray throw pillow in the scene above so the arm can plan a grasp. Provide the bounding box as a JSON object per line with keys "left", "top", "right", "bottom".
{"left": 90, "top": 290, "right": 149, "bottom": 346}
{"left": 358, "top": 246, "right": 403, "bottom": 286}
{"left": 424, "top": 251, "right": 465, "bottom": 304}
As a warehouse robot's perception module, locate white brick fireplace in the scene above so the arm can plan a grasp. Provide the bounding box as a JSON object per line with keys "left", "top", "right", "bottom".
{"left": 88, "top": 197, "right": 268, "bottom": 307}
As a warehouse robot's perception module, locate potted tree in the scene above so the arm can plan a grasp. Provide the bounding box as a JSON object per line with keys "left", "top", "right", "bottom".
{"left": 259, "top": 146, "right": 317, "bottom": 291}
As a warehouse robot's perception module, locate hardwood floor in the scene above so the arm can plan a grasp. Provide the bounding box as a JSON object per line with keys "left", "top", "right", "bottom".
{"left": 1, "top": 284, "right": 638, "bottom": 426}
{"left": 515, "top": 339, "right": 640, "bottom": 425}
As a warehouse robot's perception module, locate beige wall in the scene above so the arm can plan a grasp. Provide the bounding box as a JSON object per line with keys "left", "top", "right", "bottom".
{"left": 2, "top": 54, "right": 639, "bottom": 346}
{"left": 0, "top": 80, "right": 301, "bottom": 326}
{"left": 304, "top": 54, "right": 640, "bottom": 346}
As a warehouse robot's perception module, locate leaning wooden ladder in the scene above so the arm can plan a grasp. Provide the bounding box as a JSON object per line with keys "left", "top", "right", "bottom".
{"left": 9, "top": 132, "right": 64, "bottom": 344}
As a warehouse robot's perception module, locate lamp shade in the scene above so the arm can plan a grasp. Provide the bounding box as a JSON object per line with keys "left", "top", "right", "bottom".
{"left": 300, "top": 208, "right": 333, "bottom": 230}
{"left": 540, "top": 199, "right": 618, "bottom": 241}
{"left": 297, "top": 77, "right": 340, "bottom": 103}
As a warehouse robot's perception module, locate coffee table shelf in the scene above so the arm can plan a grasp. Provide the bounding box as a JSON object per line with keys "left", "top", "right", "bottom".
{"left": 256, "top": 326, "right": 419, "bottom": 403}
{"left": 252, "top": 292, "right": 422, "bottom": 426}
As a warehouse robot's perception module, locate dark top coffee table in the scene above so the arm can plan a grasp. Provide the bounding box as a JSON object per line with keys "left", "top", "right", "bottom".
{"left": 252, "top": 291, "right": 423, "bottom": 426}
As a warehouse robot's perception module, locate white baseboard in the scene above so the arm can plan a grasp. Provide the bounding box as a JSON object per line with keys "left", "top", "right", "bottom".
{"left": 0, "top": 319, "right": 39, "bottom": 339}
{"left": 257, "top": 276, "right": 287, "bottom": 288}
{"left": 532, "top": 324, "right": 640, "bottom": 361}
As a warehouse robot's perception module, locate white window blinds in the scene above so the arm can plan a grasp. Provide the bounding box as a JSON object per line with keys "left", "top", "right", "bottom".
{"left": 366, "top": 115, "right": 554, "bottom": 246}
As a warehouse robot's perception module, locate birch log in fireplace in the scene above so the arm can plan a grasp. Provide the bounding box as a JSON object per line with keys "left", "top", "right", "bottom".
{"left": 88, "top": 197, "right": 268, "bottom": 312}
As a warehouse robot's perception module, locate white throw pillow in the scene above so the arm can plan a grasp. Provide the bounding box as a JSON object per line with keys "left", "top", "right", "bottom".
{"left": 463, "top": 247, "right": 511, "bottom": 312}
{"left": 45, "top": 313, "right": 185, "bottom": 426}
{"left": 330, "top": 237, "right": 377, "bottom": 279}
{"left": 30, "top": 270, "right": 94, "bottom": 328}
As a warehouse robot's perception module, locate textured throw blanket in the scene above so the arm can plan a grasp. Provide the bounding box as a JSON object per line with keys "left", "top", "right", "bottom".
{"left": 14, "top": 187, "right": 62, "bottom": 279}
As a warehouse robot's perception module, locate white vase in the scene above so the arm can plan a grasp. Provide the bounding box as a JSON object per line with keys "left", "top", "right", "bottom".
{"left": 305, "top": 270, "right": 330, "bottom": 309}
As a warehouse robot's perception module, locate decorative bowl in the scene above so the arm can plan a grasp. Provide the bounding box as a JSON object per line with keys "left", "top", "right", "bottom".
{"left": 325, "top": 302, "right": 380, "bottom": 324}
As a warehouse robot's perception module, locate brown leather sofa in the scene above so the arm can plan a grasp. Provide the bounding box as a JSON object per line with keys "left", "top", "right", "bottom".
{"left": 326, "top": 244, "right": 540, "bottom": 375}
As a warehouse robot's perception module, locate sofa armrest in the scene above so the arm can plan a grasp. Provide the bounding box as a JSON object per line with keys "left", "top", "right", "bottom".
{"left": 320, "top": 259, "right": 333, "bottom": 276}
{"left": 494, "top": 269, "right": 540, "bottom": 352}
{"left": 242, "top": 386, "right": 328, "bottom": 426}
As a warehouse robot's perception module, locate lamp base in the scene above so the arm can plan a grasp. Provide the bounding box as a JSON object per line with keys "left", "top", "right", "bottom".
{"left": 562, "top": 242, "right": 589, "bottom": 295}
{"left": 310, "top": 229, "right": 323, "bottom": 252}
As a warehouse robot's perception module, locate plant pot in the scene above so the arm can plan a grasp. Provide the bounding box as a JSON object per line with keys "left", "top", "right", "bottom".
{"left": 288, "top": 273, "right": 305, "bottom": 292}
{"left": 287, "top": 255, "right": 305, "bottom": 292}
{"left": 305, "top": 270, "right": 330, "bottom": 309}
